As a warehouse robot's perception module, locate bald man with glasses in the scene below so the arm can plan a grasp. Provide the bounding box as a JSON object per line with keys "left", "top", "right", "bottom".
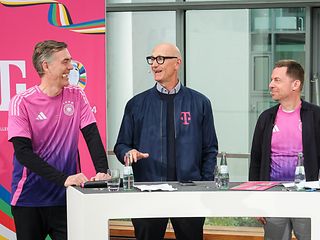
{"left": 114, "top": 43, "right": 218, "bottom": 240}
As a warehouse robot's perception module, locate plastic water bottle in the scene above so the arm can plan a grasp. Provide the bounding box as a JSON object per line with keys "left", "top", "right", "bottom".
{"left": 219, "top": 152, "right": 229, "bottom": 189}
{"left": 123, "top": 164, "right": 134, "bottom": 191}
{"left": 294, "top": 152, "right": 306, "bottom": 190}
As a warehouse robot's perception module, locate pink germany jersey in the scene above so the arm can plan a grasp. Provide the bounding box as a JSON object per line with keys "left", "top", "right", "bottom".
{"left": 270, "top": 104, "right": 302, "bottom": 181}
{"left": 8, "top": 85, "right": 95, "bottom": 206}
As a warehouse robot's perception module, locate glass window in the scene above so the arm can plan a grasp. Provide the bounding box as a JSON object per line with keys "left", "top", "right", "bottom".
{"left": 186, "top": 8, "right": 306, "bottom": 181}
{"left": 106, "top": 11, "right": 176, "bottom": 165}
{"left": 249, "top": 8, "right": 306, "bottom": 139}
{"left": 186, "top": 9, "right": 250, "bottom": 181}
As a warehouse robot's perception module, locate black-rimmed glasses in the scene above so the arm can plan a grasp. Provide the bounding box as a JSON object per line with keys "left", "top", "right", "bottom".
{"left": 146, "top": 56, "right": 178, "bottom": 65}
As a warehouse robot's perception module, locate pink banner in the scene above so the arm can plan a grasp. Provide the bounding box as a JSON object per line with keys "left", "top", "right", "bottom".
{"left": 0, "top": 2, "right": 106, "bottom": 236}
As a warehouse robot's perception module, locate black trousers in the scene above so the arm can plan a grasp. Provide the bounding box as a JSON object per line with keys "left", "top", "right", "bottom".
{"left": 11, "top": 206, "right": 67, "bottom": 240}
{"left": 132, "top": 217, "right": 205, "bottom": 240}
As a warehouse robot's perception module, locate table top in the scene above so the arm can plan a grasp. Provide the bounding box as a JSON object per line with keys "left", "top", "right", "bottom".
{"left": 75, "top": 181, "right": 298, "bottom": 195}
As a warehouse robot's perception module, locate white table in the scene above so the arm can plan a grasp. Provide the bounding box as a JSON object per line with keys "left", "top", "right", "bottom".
{"left": 67, "top": 182, "right": 320, "bottom": 239}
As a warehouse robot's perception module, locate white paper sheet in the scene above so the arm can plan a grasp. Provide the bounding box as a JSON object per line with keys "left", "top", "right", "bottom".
{"left": 304, "top": 181, "right": 320, "bottom": 189}
{"left": 134, "top": 184, "right": 177, "bottom": 192}
{"left": 282, "top": 181, "right": 320, "bottom": 189}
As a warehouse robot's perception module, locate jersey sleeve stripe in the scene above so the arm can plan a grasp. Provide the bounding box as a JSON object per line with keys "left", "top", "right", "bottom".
{"left": 10, "top": 87, "right": 37, "bottom": 116}
{"left": 11, "top": 167, "right": 28, "bottom": 206}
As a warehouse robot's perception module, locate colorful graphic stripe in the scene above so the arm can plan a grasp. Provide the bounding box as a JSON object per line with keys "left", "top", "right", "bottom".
{"left": 0, "top": 211, "right": 15, "bottom": 232}
{"left": 0, "top": 224, "right": 16, "bottom": 240}
{"left": 0, "top": 199, "right": 11, "bottom": 217}
{"left": 0, "top": 0, "right": 57, "bottom": 6}
{"left": 0, "top": 0, "right": 105, "bottom": 34}
{"left": 0, "top": 184, "right": 15, "bottom": 239}
{"left": 77, "top": 62, "right": 87, "bottom": 89}
{"left": 0, "top": 185, "right": 10, "bottom": 205}
{"left": 48, "top": 2, "right": 72, "bottom": 26}
{"left": 59, "top": 19, "right": 105, "bottom": 34}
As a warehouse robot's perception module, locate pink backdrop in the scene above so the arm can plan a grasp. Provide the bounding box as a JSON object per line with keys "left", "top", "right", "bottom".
{"left": 0, "top": 0, "right": 106, "bottom": 196}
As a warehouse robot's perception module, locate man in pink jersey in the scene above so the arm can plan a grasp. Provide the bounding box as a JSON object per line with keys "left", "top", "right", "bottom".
{"left": 249, "top": 60, "right": 320, "bottom": 240}
{"left": 8, "top": 40, "right": 109, "bottom": 240}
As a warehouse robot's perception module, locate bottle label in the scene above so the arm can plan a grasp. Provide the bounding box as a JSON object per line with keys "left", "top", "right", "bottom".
{"left": 295, "top": 166, "right": 305, "bottom": 175}
{"left": 220, "top": 165, "right": 228, "bottom": 174}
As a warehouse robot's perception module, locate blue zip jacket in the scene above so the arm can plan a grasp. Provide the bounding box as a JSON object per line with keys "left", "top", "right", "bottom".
{"left": 114, "top": 84, "right": 218, "bottom": 182}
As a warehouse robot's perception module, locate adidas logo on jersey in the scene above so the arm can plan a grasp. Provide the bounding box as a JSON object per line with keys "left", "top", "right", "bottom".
{"left": 272, "top": 124, "right": 280, "bottom": 133}
{"left": 36, "top": 112, "right": 47, "bottom": 120}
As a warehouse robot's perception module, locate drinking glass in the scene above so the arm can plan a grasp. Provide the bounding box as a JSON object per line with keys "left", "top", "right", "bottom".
{"left": 107, "top": 169, "right": 120, "bottom": 191}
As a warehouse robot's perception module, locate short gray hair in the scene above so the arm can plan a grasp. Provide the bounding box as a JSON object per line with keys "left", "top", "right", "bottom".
{"left": 32, "top": 40, "right": 67, "bottom": 77}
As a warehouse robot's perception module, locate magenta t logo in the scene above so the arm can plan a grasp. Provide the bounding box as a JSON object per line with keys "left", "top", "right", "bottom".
{"left": 180, "top": 112, "right": 191, "bottom": 125}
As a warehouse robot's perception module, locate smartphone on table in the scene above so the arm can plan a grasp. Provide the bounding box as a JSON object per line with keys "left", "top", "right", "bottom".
{"left": 179, "top": 180, "right": 196, "bottom": 186}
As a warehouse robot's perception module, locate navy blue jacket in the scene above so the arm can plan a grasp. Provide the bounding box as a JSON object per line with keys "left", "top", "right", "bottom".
{"left": 249, "top": 100, "right": 320, "bottom": 181}
{"left": 114, "top": 85, "right": 218, "bottom": 182}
